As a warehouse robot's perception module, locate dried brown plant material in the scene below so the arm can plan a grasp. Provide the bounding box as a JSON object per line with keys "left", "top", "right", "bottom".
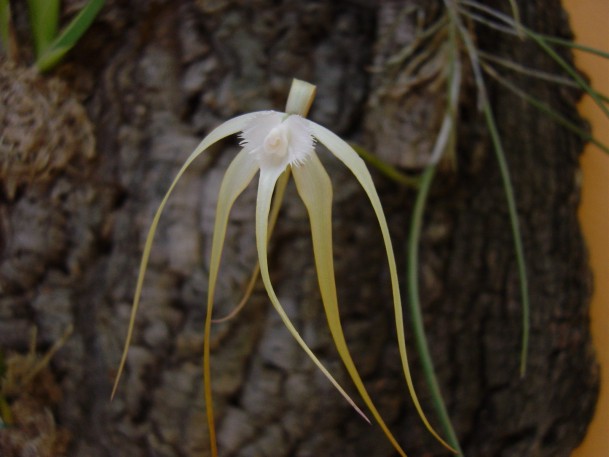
{"left": 0, "top": 61, "right": 95, "bottom": 199}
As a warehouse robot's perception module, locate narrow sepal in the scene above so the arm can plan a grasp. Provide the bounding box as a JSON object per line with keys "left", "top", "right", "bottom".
{"left": 256, "top": 166, "right": 369, "bottom": 422}
{"left": 112, "top": 113, "right": 258, "bottom": 400}
{"left": 204, "top": 149, "right": 259, "bottom": 456}
{"left": 213, "top": 170, "right": 291, "bottom": 323}
{"left": 308, "top": 121, "right": 455, "bottom": 453}
{"left": 293, "top": 154, "right": 408, "bottom": 456}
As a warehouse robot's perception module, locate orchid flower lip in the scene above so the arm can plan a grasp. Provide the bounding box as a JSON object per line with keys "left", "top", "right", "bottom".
{"left": 239, "top": 110, "right": 315, "bottom": 170}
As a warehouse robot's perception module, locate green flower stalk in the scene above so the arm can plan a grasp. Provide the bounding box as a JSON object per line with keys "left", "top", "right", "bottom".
{"left": 113, "top": 79, "right": 454, "bottom": 456}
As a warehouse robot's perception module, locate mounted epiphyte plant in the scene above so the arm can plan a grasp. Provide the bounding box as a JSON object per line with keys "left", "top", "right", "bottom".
{"left": 373, "top": 2, "right": 609, "bottom": 456}
{"left": 0, "top": 0, "right": 104, "bottom": 72}
{"left": 112, "top": 79, "right": 456, "bottom": 457}
{"left": 0, "top": 1, "right": 101, "bottom": 198}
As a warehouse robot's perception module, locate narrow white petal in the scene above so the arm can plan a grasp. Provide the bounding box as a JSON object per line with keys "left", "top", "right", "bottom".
{"left": 112, "top": 113, "right": 258, "bottom": 399}
{"left": 207, "top": 150, "right": 260, "bottom": 304}
{"left": 293, "top": 155, "right": 406, "bottom": 455}
{"left": 308, "top": 121, "right": 453, "bottom": 451}
{"left": 203, "top": 148, "right": 259, "bottom": 453}
{"left": 213, "top": 170, "right": 291, "bottom": 323}
{"left": 256, "top": 166, "right": 369, "bottom": 422}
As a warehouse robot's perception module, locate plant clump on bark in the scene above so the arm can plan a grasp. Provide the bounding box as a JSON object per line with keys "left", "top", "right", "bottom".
{"left": 0, "top": 60, "right": 95, "bottom": 200}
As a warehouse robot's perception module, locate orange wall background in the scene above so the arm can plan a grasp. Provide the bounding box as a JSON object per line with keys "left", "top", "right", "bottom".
{"left": 563, "top": 1, "right": 609, "bottom": 456}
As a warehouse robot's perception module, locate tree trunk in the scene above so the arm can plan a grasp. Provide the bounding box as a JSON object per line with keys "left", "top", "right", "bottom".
{"left": 0, "top": 1, "right": 597, "bottom": 456}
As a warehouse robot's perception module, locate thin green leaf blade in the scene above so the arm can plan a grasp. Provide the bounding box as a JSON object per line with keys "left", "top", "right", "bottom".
{"left": 458, "top": 0, "right": 609, "bottom": 119}
{"left": 483, "top": 63, "right": 609, "bottom": 154}
{"left": 402, "top": 25, "right": 464, "bottom": 453}
{"left": 407, "top": 165, "right": 463, "bottom": 455}
{"left": 350, "top": 144, "right": 419, "bottom": 188}
{"left": 36, "top": 0, "right": 104, "bottom": 71}
{"left": 27, "top": 0, "right": 59, "bottom": 56}
{"left": 540, "top": 34, "right": 609, "bottom": 60}
{"left": 0, "top": 0, "right": 11, "bottom": 54}
{"left": 446, "top": 3, "right": 531, "bottom": 376}
{"left": 482, "top": 101, "right": 530, "bottom": 377}
{"left": 528, "top": 30, "right": 609, "bottom": 120}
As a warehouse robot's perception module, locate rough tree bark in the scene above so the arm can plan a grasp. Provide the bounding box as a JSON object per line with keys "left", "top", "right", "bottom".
{"left": 0, "top": 1, "right": 598, "bottom": 456}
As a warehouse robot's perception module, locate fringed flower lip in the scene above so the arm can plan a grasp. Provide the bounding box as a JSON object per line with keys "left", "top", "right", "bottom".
{"left": 112, "top": 79, "right": 455, "bottom": 457}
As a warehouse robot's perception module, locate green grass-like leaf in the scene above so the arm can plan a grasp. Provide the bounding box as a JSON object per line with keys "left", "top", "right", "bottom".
{"left": 0, "top": 0, "right": 10, "bottom": 54}
{"left": 528, "top": 31, "right": 609, "bottom": 119}
{"left": 538, "top": 34, "right": 609, "bottom": 60}
{"left": 407, "top": 165, "right": 464, "bottom": 455}
{"left": 35, "top": 0, "right": 104, "bottom": 72}
{"left": 27, "top": 0, "right": 59, "bottom": 56}
{"left": 483, "top": 63, "right": 609, "bottom": 154}
{"left": 446, "top": 1, "right": 530, "bottom": 376}
{"left": 404, "top": 14, "right": 464, "bottom": 454}
{"left": 459, "top": 0, "right": 609, "bottom": 122}
{"left": 351, "top": 144, "right": 420, "bottom": 188}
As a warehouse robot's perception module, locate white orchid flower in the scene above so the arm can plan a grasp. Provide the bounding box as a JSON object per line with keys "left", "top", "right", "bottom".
{"left": 113, "top": 79, "right": 454, "bottom": 456}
